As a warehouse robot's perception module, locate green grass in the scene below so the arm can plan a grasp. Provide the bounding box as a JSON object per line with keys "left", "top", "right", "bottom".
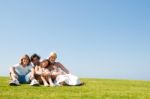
{"left": 0, "top": 77, "right": 150, "bottom": 99}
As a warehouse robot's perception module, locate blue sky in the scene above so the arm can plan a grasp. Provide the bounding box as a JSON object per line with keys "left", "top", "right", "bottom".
{"left": 0, "top": 0, "right": 150, "bottom": 80}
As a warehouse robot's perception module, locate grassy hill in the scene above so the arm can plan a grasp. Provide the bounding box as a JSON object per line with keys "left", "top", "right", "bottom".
{"left": 0, "top": 77, "right": 150, "bottom": 99}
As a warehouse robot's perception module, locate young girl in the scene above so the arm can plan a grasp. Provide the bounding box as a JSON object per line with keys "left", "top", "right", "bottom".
{"left": 9, "top": 55, "right": 39, "bottom": 86}
{"left": 35, "top": 59, "right": 55, "bottom": 87}
{"left": 48, "top": 52, "right": 84, "bottom": 86}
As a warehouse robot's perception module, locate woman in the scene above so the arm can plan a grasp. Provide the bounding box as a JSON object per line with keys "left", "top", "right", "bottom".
{"left": 48, "top": 52, "right": 84, "bottom": 86}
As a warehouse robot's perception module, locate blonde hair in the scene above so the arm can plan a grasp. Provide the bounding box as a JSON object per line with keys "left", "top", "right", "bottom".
{"left": 49, "top": 52, "right": 57, "bottom": 58}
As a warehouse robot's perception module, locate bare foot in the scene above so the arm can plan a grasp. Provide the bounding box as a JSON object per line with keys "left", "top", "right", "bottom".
{"left": 44, "top": 82, "right": 49, "bottom": 87}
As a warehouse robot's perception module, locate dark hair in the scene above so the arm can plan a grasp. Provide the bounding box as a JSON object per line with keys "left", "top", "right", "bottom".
{"left": 20, "top": 54, "right": 31, "bottom": 65}
{"left": 30, "top": 53, "right": 40, "bottom": 61}
{"left": 40, "top": 59, "right": 50, "bottom": 68}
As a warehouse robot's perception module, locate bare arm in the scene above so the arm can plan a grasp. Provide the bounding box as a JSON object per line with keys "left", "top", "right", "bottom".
{"left": 30, "top": 67, "right": 36, "bottom": 79}
{"left": 57, "top": 62, "right": 70, "bottom": 74}
{"left": 9, "top": 66, "right": 17, "bottom": 74}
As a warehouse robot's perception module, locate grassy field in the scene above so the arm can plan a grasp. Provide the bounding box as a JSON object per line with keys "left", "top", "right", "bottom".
{"left": 0, "top": 77, "right": 150, "bottom": 99}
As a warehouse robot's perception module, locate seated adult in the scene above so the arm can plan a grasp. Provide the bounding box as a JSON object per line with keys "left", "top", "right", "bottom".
{"left": 48, "top": 52, "right": 84, "bottom": 86}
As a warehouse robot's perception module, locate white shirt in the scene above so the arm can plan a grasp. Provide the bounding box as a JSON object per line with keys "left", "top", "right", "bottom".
{"left": 13, "top": 63, "right": 33, "bottom": 75}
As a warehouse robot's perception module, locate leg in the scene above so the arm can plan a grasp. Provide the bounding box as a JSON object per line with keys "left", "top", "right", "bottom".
{"left": 55, "top": 75, "right": 67, "bottom": 86}
{"left": 27, "top": 72, "right": 39, "bottom": 86}
{"left": 35, "top": 74, "right": 43, "bottom": 84}
{"left": 10, "top": 73, "right": 18, "bottom": 81}
{"left": 9, "top": 67, "right": 18, "bottom": 81}
{"left": 41, "top": 76, "right": 49, "bottom": 87}
{"left": 30, "top": 68, "right": 36, "bottom": 80}
{"left": 9, "top": 73, "right": 20, "bottom": 86}
{"left": 9, "top": 67, "right": 20, "bottom": 86}
{"left": 47, "top": 75, "right": 55, "bottom": 87}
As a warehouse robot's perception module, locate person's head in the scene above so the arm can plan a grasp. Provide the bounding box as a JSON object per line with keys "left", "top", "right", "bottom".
{"left": 48, "top": 52, "right": 57, "bottom": 64}
{"left": 31, "top": 54, "right": 41, "bottom": 66}
{"left": 20, "top": 54, "right": 31, "bottom": 66}
{"left": 40, "top": 59, "right": 50, "bottom": 68}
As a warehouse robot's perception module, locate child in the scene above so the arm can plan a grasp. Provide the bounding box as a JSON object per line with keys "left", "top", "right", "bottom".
{"left": 35, "top": 59, "right": 55, "bottom": 87}
{"left": 48, "top": 52, "right": 84, "bottom": 86}
{"left": 9, "top": 55, "right": 39, "bottom": 86}
{"left": 30, "top": 53, "right": 41, "bottom": 67}
{"left": 30, "top": 53, "right": 41, "bottom": 83}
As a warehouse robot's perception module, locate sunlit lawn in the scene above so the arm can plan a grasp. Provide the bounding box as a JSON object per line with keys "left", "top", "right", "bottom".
{"left": 0, "top": 77, "right": 150, "bottom": 99}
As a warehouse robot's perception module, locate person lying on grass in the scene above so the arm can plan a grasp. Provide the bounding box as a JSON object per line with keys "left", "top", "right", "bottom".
{"left": 48, "top": 52, "right": 84, "bottom": 86}
{"left": 34, "top": 59, "right": 55, "bottom": 87}
{"left": 9, "top": 54, "right": 39, "bottom": 86}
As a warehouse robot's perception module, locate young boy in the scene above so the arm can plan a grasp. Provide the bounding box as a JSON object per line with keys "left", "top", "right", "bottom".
{"left": 9, "top": 55, "right": 39, "bottom": 86}
{"left": 30, "top": 53, "right": 41, "bottom": 67}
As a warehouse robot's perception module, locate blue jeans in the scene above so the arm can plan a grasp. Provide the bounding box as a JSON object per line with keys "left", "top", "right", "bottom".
{"left": 18, "top": 73, "right": 31, "bottom": 83}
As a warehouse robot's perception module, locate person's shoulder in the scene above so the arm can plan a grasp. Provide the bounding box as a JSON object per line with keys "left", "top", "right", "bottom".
{"left": 27, "top": 64, "right": 33, "bottom": 68}
{"left": 13, "top": 63, "right": 21, "bottom": 67}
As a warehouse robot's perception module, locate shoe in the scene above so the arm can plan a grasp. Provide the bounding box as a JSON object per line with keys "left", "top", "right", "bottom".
{"left": 9, "top": 80, "right": 20, "bottom": 86}
{"left": 30, "top": 79, "right": 39, "bottom": 86}
{"left": 44, "top": 83, "right": 49, "bottom": 87}
{"left": 49, "top": 83, "right": 55, "bottom": 87}
{"left": 76, "top": 82, "right": 85, "bottom": 86}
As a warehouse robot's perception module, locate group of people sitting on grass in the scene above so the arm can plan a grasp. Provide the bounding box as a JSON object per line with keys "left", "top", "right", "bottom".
{"left": 9, "top": 52, "right": 84, "bottom": 87}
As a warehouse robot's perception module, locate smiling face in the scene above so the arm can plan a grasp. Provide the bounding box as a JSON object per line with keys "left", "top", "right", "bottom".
{"left": 32, "top": 57, "right": 40, "bottom": 66}
{"left": 41, "top": 60, "right": 49, "bottom": 68}
{"left": 49, "top": 56, "right": 56, "bottom": 64}
{"left": 48, "top": 52, "right": 57, "bottom": 64}
{"left": 22, "top": 58, "right": 30, "bottom": 66}
{"left": 20, "top": 55, "right": 30, "bottom": 66}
